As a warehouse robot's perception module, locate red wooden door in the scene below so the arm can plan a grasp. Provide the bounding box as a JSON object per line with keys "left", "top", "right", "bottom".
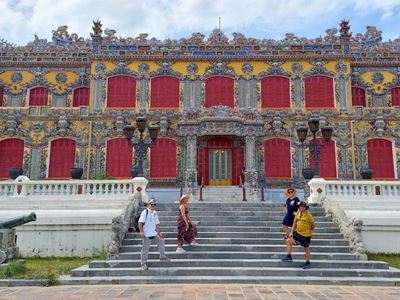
{"left": 205, "top": 76, "right": 234, "bottom": 108}
{"left": 305, "top": 75, "right": 334, "bottom": 108}
{"left": 232, "top": 147, "right": 244, "bottom": 185}
{"left": 150, "top": 138, "right": 177, "bottom": 178}
{"left": 261, "top": 76, "right": 290, "bottom": 108}
{"left": 367, "top": 139, "right": 395, "bottom": 179}
{"left": 391, "top": 87, "right": 400, "bottom": 106}
{"left": 264, "top": 138, "right": 291, "bottom": 178}
{"left": 29, "top": 87, "right": 48, "bottom": 106}
{"left": 309, "top": 138, "right": 337, "bottom": 178}
{"left": 73, "top": 87, "right": 90, "bottom": 107}
{"left": 0, "top": 87, "right": 3, "bottom": 107}
{"left": 107, "top": 75, "right": 136, "bottom": 108}
{"left": 197, "top": 147, "right": 209, "bottom": 185}
{"left": 352, "top": 87, "right": 366, "bottom": 107}
{"left": 48, "top": 138, "right": 76, "bottom": 179}
{"left": 106, "top": 138, "right": 133, "bottom": 178}
{"left": 150, "top": 76, "right": 180, "bottom": 108}
{"left": 0, "top": 139, "right": 24, "bottom": 179}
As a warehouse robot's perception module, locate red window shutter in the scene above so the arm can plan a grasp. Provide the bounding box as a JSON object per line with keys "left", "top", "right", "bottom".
{"left": 264, "top": 138, "right": 291, "bottom": 178}
{"left": 48, "top": 138, "right": 76, "bottom": 179}
{"left": 151, "top": 76, "right": 180, "bottom": 108}
{"left": 107, "top": 76, "right": 136, "bottom": 108}
{"left": 150, "top": 138, "right": 177, "bottom": 178}
{"left": 0, "top": 87, "right": 3, "bottom": 107}
{"left": 305, "top": 76, "right": 334, "bottom": 108}
{"left": 367, "top": 139, "right": 395, "bottom": 179}
{"left": 352, "top": 87, "right": 366, "bottom": 107}
{"left": 391, "top": 87, "right": 400, "bottom": 106}
{"left": 29, "top": 87, "right": 48, "bottom": 106}
{"left": 0, "top": 139, "right": 24, "bottom": 178}
{"left": 205, "top": 76, "right": 234, "bottom": 108}
{"left": 261, "top": 76, "right": 290, "bottom": 108}
{"left": 73, "top": 87, "right": 90, "bottom": 107}
{"left": 106, "top": 138, "right": 133, "bottom": 178}
{"left": 309, "top": 138, "right": 337, "bottom": 178}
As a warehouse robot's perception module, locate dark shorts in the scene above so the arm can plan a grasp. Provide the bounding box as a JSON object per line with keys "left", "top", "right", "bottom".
{"left": 282, "top": 214, "right": 295, "bottom": 227}
{"left": 293, "top": 231, "right": 311, "bottom": 247}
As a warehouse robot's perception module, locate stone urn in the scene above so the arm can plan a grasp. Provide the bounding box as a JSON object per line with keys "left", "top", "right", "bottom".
{"left": 70, "top": 167, "right": 83, "bottom": 179}
{"left": 302, "top": 167, "right": 315, "bottom": 180}
{"left": 9, "top": 168, "right": 23, "bottom": 180}
{"left": 131, "top": 165, "right": 139, "bottom": 178}
{"left": 360, "top": 167, "right": 373, "bottom": 180}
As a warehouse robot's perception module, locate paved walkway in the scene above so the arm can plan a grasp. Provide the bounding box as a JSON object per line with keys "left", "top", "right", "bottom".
{"left": 0, "top": 284, "right": 400, "bottom": 300}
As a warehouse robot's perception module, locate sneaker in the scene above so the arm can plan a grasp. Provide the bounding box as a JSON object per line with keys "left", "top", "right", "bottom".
{"left": 176, "top": 247, "right": 186, "bottom": 253}
{"left": 281, "top": 255, "right": 293, "bottom": 262}
{"left": 302, "top": 262, "right": 311, "bottom": 269}
{"left": 160, "top": 256, "right": 171, "bottom": 262}
{"left": 190, "top": 241, "right": 199, "bottom": 246}
{"left": 140, "top": 264, "right": 148, "bottom": 271}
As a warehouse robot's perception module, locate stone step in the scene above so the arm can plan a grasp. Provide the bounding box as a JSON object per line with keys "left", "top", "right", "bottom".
{"left": 156, "top": 210, "right": 328, "bottom": 216}
{"left": 155, "top": 203, "right": 324, "bottom": 209}
{"left": 59, "top": 275, "right": 400, "bottom": 286}
{"left": 117, "top": 251, "right": 359, "bottom": 261}
{"left": 157, "top": 226, "right": 340, "bottom": 233}
{"left": 157, "top": 221, "right": 337, "bottom": 227}
{"left": 157, "top": 216, "right": 331, "bottom": 222}
{"left": 69, "top": 266, "right": 400, "bottom": 278}
{"left": 88, "top": 259, "right": 388, "bottom": 270}
{"left": 122, "top": 238, "right": 349, "bottom": 246}
{"left": 155, "top": 205, "right": 326, "bottom": 211}
{"left": 119, "top": 244, "right": 351, "bottom": 253}
{"left": 124, "top": 232, "right": 344, "bottom": 239}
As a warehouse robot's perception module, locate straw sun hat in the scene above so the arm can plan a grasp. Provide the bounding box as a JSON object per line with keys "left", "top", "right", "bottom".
{"left": 179, "top": 194, "right": 192, "bottom": 204}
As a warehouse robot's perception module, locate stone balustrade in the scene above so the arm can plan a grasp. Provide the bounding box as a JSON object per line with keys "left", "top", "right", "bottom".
{"left": 306, "top": 178, "right": 400, "bottom": 253}
{"left": 307, "top": 178, "right": 400, "bottom": 203}
{"left": 0, "top": 176, "right": 134, "bottom": 198}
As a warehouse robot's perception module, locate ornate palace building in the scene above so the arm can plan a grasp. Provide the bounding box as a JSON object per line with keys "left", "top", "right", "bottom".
{"left": 0, "top": 21, "right": 399, "bottom": 187}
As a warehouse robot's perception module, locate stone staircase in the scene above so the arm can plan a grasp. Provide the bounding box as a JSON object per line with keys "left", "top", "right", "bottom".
{"left": 194, "top": 186, "right": 250, "bottom": 202}
{"left": 61, "top": 202, "right": 400, "bottom": 285}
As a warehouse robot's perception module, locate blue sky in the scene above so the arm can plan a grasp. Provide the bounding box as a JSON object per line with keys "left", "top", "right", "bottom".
{"left": 1, "top": 0, "right": 400, "bottom": 45}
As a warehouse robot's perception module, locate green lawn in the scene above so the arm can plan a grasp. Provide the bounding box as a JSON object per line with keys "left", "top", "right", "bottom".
{"left": 367, "top": 253, "right": 400, "bottom": 268}
{"left": 0, "top": 256, "right": 105, "bottom": 283}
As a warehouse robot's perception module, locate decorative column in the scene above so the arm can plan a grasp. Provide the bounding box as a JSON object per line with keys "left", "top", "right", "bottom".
{"left": 29, "top": 148, "right": 42, "bottom": 180}
{"left": 244, "top": 135, "right": 257, "bottom": 186}
{"left": 292, "top": 76, "right": 304, "bottom": 114}
{"left": 138, "top": 79, "right": 149, "bottom": 111}
{"left": 185, "top": 135, "right": 197, "bottom": 187}
{"left": 336, "top": 76, "right": 350, "bottom": 113}
{"left": 92, "top": 75, "right": 104, "bottom": 112}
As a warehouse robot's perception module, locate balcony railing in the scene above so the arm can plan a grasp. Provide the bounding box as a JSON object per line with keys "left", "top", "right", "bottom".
{"left": 0, "top": 179, "right": 134, "bottom": 198}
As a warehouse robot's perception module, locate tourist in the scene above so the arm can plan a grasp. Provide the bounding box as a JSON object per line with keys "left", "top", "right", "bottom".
{"left": 176, "top": 194, "right": 199, "bottom": 253}
{"left": 282, "top": 188, "right": 300, "bottom": 239}
{"left": 282, "top": 200, "right": 315, "bottom": 269}
{"left": 138, "top": 199, "right": 170, "bottom": 271}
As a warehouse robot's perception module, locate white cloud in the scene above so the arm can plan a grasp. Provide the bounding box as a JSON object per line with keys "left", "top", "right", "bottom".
{"left": 1, "top": 0, "right": 400, "bottom": 45}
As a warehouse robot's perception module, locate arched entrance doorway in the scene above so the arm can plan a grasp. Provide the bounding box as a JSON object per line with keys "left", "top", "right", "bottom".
{"left": 197, "top": 137, "right": 244, "bottom": 186}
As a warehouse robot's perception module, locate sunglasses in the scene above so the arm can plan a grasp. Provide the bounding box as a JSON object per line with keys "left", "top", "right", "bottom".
{"left": 150, "top": 203, "right": 157, "bottom": 206}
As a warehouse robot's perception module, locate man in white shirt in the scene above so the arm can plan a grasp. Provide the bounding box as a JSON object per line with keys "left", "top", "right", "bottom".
{"left": 138, "top": 198, "right": 170, "bottom": 271}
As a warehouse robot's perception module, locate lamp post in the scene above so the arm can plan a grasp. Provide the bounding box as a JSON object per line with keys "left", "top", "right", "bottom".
{"left": 123, "top": 116, "right": 160, "bottom": 178}
{"left": 296, "top": 118, "right": 333, "bottom": 180}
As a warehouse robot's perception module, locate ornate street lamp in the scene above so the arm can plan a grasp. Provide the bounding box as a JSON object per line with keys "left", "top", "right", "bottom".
{"left": 123, "top": 116, "right": 160, "bottom": 178}
{"left": 296, "top": 118, "right": 333, "bottom": 179}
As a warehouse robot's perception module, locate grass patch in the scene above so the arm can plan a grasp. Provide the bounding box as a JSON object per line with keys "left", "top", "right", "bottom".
{"left": 0, "top": 255, "right": 105, "bottom": 281}
{"left": 367, "top": 253, "right": 400, "bottom": 268}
